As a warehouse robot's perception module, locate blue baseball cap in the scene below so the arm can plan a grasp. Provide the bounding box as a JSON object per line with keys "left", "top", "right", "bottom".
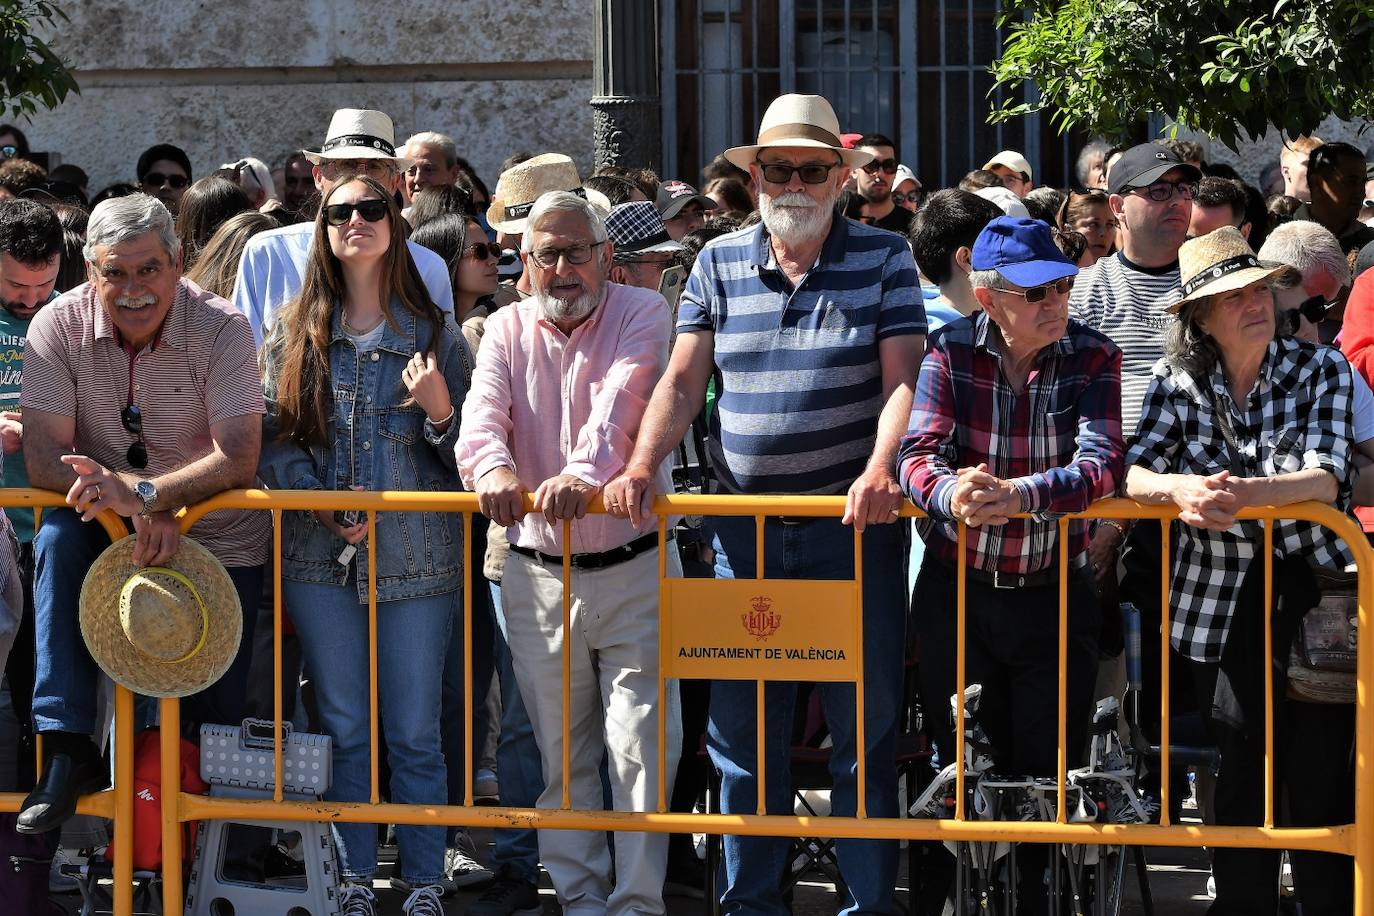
{"left": 970, "top": 216, "right": 1078, "bottom": 289}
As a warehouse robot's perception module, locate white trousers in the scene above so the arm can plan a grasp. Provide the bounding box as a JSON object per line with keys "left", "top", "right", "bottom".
{"left": 502, "top": 546, "right": 682, "bottom": 916}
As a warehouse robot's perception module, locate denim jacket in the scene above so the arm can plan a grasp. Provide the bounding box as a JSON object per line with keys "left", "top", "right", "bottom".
{"left": 259, "top": 305, "right": 472, "bottom": 601}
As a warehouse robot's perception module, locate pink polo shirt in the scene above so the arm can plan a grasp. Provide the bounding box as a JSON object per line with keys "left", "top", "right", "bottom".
{"left": 457, "top": 282, "right": 673, "bottom": 555}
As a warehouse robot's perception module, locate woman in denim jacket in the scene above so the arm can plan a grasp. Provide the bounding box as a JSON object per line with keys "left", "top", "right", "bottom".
{"left": 258, "top": 175, "right": 469, "bottom": 916}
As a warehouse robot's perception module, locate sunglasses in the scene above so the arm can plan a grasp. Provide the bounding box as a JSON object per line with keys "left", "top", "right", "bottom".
{"left": 0, "top": 146, "right": 15, "bottom": 160}
{"left": 142, "top": 172, "right": 189, "bottom": 190}
{"left": 1001, "top": 277, "right": 1075, "bottom": 303}
{"left": 891, "top": 190, "right": 922, "bottom": 205}
{"left": 860, "top": 158, "right": 899, "bottom": 175}
{"left": 121, "top": 404, "right": 148, "bottom": 469}
{"left": 324, "top": 199, "right": 389, "bottom": 226}
{"left": 463, "top": 241, "right": 501, "bottom": 261}
{"left": 1280, "top": 294, "right": 1338, "bottom": 335}
{"left": 754, "top": 160, "right": 842, "bottom": 185}
{"left": 1125, "top": 180, "right": 1198, "bottom": 202}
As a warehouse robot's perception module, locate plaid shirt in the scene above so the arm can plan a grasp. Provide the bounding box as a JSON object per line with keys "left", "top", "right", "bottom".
{"left": 1127, "top": 337, "right": 1356, "bottom": 663}
{"left": 899, "top": 313, "right": 1124, "bottom": 575}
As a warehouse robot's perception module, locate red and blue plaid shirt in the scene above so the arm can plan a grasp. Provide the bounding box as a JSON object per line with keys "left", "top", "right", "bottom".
{"left": 899, "top": 312, "right": 1124, "bottom": 575}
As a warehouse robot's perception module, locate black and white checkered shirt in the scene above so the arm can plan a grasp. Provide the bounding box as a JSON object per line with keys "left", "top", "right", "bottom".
{"left": 1126, "top": 337, "right": 1356, "bottom": 663}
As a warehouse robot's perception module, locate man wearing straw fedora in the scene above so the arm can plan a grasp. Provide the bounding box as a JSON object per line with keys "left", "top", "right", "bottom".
{"left": 232, "top": 108, "right": 455, "bottom": 344}
{"left": 14, "top": 193, "right": 269, "bottom": 834}
{"left": 606, "top": 93, "right": 926, "bottom": 916}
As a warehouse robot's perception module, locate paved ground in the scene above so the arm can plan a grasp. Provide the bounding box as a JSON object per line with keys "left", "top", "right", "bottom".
{"left": 54, "top": 827, "right": 1220, "bottom": 915}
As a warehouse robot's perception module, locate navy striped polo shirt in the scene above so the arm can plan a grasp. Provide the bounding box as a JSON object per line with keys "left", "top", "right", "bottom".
{"left": 676, "top": 217, "right": 926, "bottom": 494}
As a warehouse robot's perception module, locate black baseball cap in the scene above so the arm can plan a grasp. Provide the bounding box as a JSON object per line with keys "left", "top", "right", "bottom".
{"left": 656, "top": 180, "right": 717, "bottom": 220}
{"left": 1108, "top": 143, "right": 1202, "bottom": 195}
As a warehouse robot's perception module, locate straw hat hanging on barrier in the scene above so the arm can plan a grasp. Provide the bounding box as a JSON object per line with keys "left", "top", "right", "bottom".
{"left": 80, "top": 535, "right": 242, "bottom": 698}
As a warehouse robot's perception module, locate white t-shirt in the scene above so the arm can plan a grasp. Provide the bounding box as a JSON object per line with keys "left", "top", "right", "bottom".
{"left": 1354, "top": 368, "right": 1374, "bottom": 443}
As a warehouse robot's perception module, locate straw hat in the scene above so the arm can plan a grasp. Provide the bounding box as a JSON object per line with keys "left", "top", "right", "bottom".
{"left": 724, "top": 94, "right": 874, "bottom": 171}
{"left": 486, "top": 153, "right": 610, "bottom": 235}
{"left": 80, "top": 536, "right": 242, "bottom": 698}
{"left": 303, "top": 108, "right": 412, "bottom": 168}
{"left": 1169, "top": 226, "right": 1296, "bottom": 313}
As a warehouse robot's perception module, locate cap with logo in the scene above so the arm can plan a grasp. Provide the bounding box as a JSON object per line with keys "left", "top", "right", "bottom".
{"left": 1108, "top": 143, "right": 1203, "bottom": 195}
{"left": 656, "top": 180, "right": 717, "bottom": 220}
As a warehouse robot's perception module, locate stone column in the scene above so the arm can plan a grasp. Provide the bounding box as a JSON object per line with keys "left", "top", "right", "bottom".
{"left": 591, "top": 0, "right": 661, "bottom": 173}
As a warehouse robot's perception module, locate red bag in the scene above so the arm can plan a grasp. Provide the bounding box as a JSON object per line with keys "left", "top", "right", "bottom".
{"left": 106, "top": 728, "right": 208, "bottom": 872}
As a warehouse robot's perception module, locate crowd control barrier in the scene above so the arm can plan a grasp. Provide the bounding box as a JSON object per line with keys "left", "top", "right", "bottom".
{"left": 0, "top": 488, "right": 1369, "bottom": 915}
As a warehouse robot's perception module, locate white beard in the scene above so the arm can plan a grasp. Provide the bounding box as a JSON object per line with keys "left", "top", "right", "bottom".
{"left": 533, "top": 286, "right": 601, "bottom": 324}
{"left": 759, "top": 189, "right": 837, "bottom": 245}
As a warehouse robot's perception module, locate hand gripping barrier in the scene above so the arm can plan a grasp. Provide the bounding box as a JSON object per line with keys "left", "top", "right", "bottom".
{"left": 0, "top": 488, "right": 1370, "bottom": 915}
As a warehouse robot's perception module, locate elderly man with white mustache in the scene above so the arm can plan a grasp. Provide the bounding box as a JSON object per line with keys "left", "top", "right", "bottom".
{"left": 15, "top": 193, "right": 268, "bottom": 834}
{"left": 605, "top": 93, "right": 927, "bottom": 916}
{"left": 457, "top": 189, "right": 679, "bottom": 916}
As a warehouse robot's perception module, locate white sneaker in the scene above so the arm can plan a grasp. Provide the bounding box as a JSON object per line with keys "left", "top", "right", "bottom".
{"left": 403, "top": 883, "right": 446, "bottom": 916}
{"left": 49, "top": 846, "right": 80, "bottom": 894}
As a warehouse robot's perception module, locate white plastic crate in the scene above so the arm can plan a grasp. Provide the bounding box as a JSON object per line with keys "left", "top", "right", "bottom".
{"left": 199, "top": 718, "right": 332, "bottom": 798}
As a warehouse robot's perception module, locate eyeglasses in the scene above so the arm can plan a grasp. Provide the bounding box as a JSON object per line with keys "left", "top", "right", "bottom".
{"left": 142, "top": 172, "right": 189, "bottom": 190}
{"left": 121, "top": 404, "right": 148, "bottom": 469}
{"left": 860, "top": 158, "right": 899, "bottom": 175}
{"left": 1000, "top": 277, "right": 1075, "bottom": 303}
{"left": 1125, "top": 180, "right": 1199, "bottom": 202}
{"left": 527, "top": 241, "right": 604, "bottom": 269}
{"left": 754, "top": 160, "right": 842, "bottom": 185}
{"left": 0, "top": 146, "right": 16, "bottom": 160}
{"left": 324, "top": 199, "right": 389, "bottom": 226}
{"left": 1280, "top": 294, "right": 1339, "bottom": 335}
{"left": 463, "top": 241, "right": 501, "bottom": 261}
{"left": 892, "top": 190, "right": 922, "bottom": 205}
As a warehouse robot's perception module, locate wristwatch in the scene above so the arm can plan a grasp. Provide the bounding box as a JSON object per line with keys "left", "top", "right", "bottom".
{"left": 135, "top": 479, "right": 158, "bottom": 517}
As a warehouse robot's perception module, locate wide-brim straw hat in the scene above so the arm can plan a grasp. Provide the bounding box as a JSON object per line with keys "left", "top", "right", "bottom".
{"left": 1169, "top": 226, "right": 1296, "bottom": 313}
{"left": 724, "top": 94, "right": 874, "bottom": 171}
{"left": 80, "top": 535, "right": 242, "bottom": 698}
{"left": 303, "top": 108, "right": 413, "bottom": 169}
{"left": 486, "top": 153, "right": 610, "bottom": 235}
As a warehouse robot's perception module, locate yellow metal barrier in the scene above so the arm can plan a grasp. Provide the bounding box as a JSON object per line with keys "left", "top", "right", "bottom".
{"left": 0, "top": 487, "right": 1369, "bottom": 915}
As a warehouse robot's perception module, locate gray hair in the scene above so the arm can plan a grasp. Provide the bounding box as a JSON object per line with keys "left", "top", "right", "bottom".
{"left": 1258, "top": 220, "right": 1350, "bottom": 288}
{"left": 967, "top": 268, "right": 1007, "bottom": 291}
{"left": 520, "top": 191, "right": 609, "bottom": 250}
{"left": 404, "top": 131, "right": 458, "bottom": 168}
{"left": 1163, "top": 298, "right": 1223, "bottom": 378}
{"left": 83, "top": 193, "right": 179, "bottom": 264}
{"left": 1075, "top": 140, "right": 1110, "bottom": 187}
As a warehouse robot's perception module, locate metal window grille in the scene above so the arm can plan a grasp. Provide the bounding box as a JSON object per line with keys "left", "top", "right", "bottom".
{"left": 662, "top": 0, "right": 1082, "bottom": 189}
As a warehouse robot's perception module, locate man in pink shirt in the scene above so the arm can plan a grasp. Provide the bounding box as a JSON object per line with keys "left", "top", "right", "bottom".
{"left": 457, "top": 190, "right": 678, "bottom": 916}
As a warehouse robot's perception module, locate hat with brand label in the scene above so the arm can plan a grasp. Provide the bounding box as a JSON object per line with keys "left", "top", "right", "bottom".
{"left": 486, "top": 153, "right": 612, "bottom": 235}
{"left": 1169, "top": 226, "right": 1294, "bottom": 312}
{"left": 1108, "top": 143, "right": 1203, "bottom": 195}
{"left": 303, "top": 109, "right": 412, "bottom": 168}
{"left": 971, "top": 216, "right": 1079, "bottom": 288}
{"left": 655, "top": 180, "right": 717, "bottom": 220}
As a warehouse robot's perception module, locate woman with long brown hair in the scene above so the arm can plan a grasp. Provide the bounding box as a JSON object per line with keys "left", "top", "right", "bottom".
{"left": 258, "top": 174, "right": 469, "bottom": 916}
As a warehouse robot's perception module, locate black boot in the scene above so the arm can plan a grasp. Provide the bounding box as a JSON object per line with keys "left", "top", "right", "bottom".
{"left": 16, "top": 731, "right": 107, "bottom": 834}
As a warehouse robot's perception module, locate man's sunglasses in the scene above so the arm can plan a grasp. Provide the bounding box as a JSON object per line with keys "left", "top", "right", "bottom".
{"left": 1002, "top": 277, "right": 1075, "bottom": 303}
{"left": 142, "top": 172, "right": 189, "bottom": 190}
{"left": 324, "top": 199, "right": 389, "bottom": 226}
{"left": 860, "top": 158, "right": 899, "bottom": 175}
{"left": 463, "top": 241, "right": 501, "bottom": 261}
{"left": 754, "top": 160, "right": 841, "bottom": 185}
{"left": 121, "top": 404, "right": 148, "bottom": 469}
{"left": 1280, "top": 294, "right": 1338, "bottom": 335}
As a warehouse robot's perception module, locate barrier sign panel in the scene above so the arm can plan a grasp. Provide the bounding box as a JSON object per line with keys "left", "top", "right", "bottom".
{"left": 663, "top": 578, "right": 860, "bottom": 681}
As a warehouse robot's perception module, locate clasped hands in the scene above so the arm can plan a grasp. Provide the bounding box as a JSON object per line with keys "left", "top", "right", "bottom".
{"left": 948, "top": 463, "right": 1022, "bottom": 528}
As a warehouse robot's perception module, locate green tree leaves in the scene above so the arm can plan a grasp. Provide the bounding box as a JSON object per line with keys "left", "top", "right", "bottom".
{"left": 991, "top": 0, "right": 1374, "bottom": 147}
{"left": 0, "top": 1, "right": 77, "bottom": 120}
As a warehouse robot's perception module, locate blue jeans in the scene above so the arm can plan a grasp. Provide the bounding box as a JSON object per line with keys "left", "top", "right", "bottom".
{"left": 32, "top": 508, "right": 261, "bottom": 738}
{"left": 284, "top": 578, "right": 452, "bottom": 884}
{"left": 488, "top": 580, "right": 544, "bottom": 883}
{"left": 706, "top": 516, "right": 905, "bottom": 916}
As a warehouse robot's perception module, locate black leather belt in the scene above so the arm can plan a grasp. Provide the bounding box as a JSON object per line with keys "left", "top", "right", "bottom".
{"left": 951, "top": 553, "right": 1088, "bottom": 590}
{"left": 510, "top": 531, "right": 672, "bottom": 570}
